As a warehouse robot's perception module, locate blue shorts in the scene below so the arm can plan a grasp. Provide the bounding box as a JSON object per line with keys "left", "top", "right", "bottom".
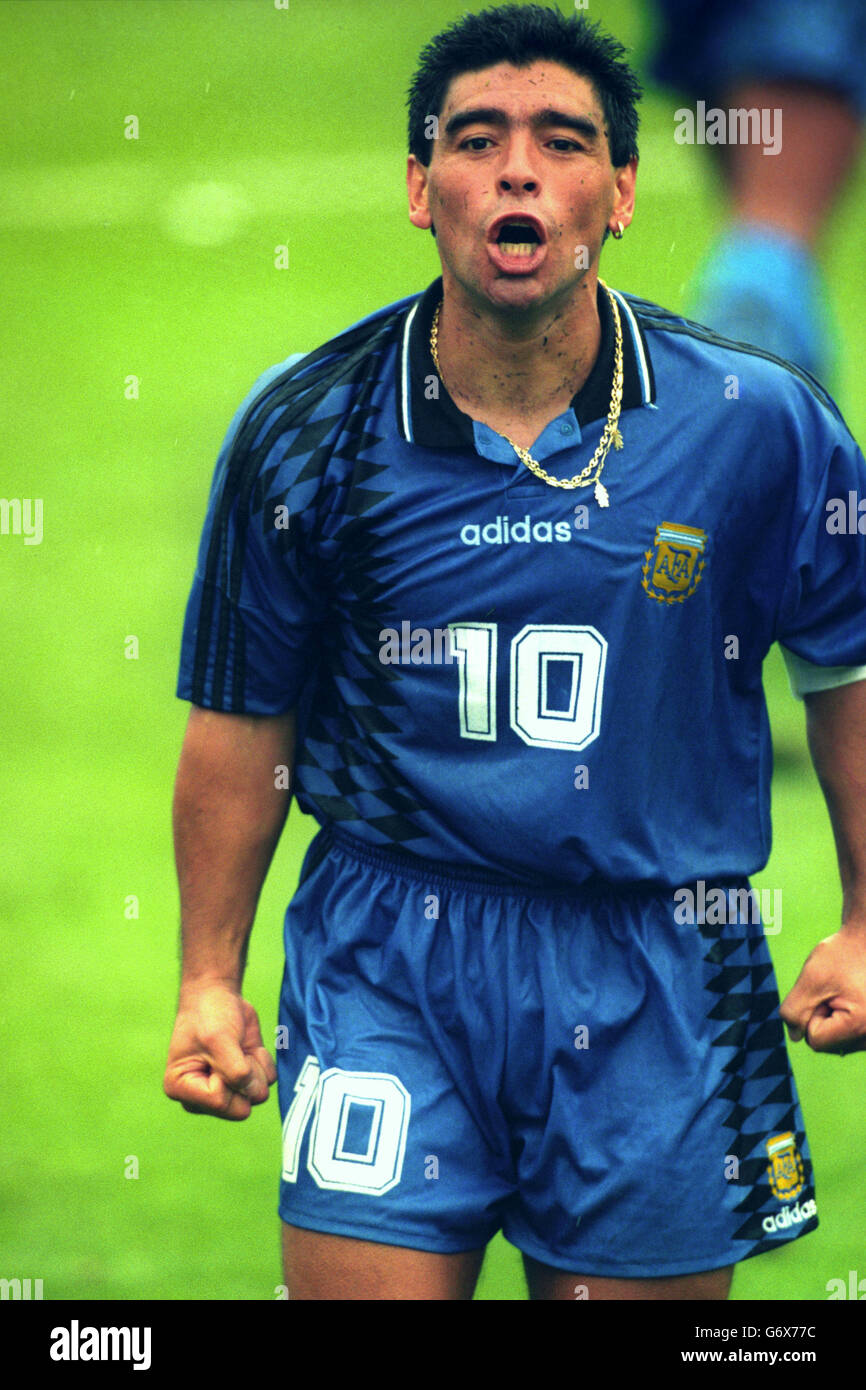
{"left": 652, "top": 0, "right": 866, "bottom": 115}
{"left": 276, "top": 827, "right": 817, "bottom": 1278}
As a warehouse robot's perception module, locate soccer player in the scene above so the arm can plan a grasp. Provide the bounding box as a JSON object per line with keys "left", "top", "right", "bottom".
{"left": 164, "top": 5, "right": 866, "bottom": 1300}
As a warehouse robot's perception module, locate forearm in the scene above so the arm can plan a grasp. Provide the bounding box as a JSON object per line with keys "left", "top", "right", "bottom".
{"left": 805, "top": 679, "right": 866, "bottom": 931}
{"left": 173, "top": 705, "right": 295, "bottom": 991}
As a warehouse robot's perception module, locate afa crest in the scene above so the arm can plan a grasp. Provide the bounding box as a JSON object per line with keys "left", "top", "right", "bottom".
{"left": 766, "top": 1132, "right": 805, "bottom": 1202}
{"left": 642, "top": 522, "right": 707, "bottom": 603}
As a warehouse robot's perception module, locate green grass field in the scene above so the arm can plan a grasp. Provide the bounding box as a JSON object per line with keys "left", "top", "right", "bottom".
{"left": 2, "top": 0, "right": 865, "bottom": 1302}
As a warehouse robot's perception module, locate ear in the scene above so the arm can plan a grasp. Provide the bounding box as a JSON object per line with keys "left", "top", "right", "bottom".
{"left": 407, "top": 155, "right": 433, "bottom": 231}
{"left": 609, "top": 156, "right": 637, "bottom": 236}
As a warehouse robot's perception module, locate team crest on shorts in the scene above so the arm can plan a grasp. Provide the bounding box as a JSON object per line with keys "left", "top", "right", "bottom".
{"left": 765, "top": 1132, "right": 805, "bottom": 1202}
{"left": 642, "top": 522, "right": 707, "bottom": 603}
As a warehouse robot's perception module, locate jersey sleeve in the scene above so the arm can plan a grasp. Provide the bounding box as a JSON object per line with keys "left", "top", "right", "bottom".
{"left": 775, "top": 412, "right": 866, "bottom": 674}
{"left": 176, "top": 355, "right": 326, "bottom": 714}
{"left": 780, "top": 647, "right": 866, "bottom": 700}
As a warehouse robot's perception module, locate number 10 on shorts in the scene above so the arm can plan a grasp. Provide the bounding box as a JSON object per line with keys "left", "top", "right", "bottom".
{"left": 282, "top": 1056, "right": 411, "bottom": 1195}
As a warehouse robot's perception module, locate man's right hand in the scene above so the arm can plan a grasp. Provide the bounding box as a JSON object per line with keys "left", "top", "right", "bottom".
{"left": 163, "top": 983, "right": 277, "bottom": 1120}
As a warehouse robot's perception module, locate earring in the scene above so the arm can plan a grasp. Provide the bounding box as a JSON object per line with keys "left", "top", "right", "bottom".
{"left": 612, "top": 221, "right": 624, "bottom": 240}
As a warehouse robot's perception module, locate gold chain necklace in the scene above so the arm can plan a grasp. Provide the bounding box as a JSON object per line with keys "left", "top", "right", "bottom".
{"left": 429, "top": 281, "right": 624, "bottom": 506}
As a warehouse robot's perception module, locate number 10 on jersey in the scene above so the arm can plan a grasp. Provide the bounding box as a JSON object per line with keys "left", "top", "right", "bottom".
{"left": 449, "top": 623, "right": 607, "bottom": 751}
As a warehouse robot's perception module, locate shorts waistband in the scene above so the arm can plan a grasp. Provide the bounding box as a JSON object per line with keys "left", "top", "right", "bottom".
{"left": 321, "top": 825, "right": 672, "bottom": 902}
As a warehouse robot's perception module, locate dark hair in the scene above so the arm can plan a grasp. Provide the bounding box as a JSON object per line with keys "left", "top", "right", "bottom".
{"left": 408, "top": 3, "right": 641, "bottom": 168}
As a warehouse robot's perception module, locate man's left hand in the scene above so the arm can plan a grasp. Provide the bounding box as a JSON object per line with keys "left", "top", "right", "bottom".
{"left": 780, "top": 926, "right": 866, "bottom": 1054}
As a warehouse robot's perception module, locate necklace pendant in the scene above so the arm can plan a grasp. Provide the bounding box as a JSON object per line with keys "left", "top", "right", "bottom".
{"left": 433, "top": 288, "right": 624, "bottom": 494}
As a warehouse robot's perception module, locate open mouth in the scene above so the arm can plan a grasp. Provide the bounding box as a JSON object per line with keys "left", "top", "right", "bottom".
{"left": 490, "top": 215, "right": 546, "bottom": 257}
{"left": 498, "top": 225, "right": 539, "bottom": 256}
{"left": 489, "top": 212, "right": 547, "bottom": 266}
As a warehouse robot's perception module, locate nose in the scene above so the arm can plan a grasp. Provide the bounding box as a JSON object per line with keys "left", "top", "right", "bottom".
{"left": 498, "top": 174, "right": 538, "bottom": 194}
{"left": 497, "top": 135, "right": 539, "bottom": 196}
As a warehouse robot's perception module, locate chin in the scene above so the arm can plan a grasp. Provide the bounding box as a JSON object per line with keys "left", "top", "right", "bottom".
{"left": 482, "top": 275, "right": 569, "bottom": 313}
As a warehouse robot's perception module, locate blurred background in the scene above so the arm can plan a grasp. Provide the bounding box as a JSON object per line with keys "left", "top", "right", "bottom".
{"left": 1, "top": 0, "right": 864, "bottom": 1301}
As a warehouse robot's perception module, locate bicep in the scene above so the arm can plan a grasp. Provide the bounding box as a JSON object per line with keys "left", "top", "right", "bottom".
{"left": 804, "top": 679, "right": 866, "bottom": 789}
{"left": 176, "top": 705, "right": 297, "bottom": 808}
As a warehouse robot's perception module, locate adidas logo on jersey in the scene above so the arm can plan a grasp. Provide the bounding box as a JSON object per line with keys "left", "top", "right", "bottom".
{"left": 460, "top": 513, "right": 583, "bottom": 546}
{"left": 761, "top": 1198, "right": 816, "bottom": 1235}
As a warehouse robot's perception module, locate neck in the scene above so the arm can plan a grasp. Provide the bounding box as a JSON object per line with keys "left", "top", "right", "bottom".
{"left": 434, "top": 274, "right": 602, "bottom": 436}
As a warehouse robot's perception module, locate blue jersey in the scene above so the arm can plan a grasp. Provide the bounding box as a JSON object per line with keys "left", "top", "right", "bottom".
{"left": 177, "top": 278, "right": 866, "bottom": 887}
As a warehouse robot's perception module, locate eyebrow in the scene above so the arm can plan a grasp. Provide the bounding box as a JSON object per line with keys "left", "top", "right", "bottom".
{"left": 443, "top": 106, "right": 602, "bottom": 143}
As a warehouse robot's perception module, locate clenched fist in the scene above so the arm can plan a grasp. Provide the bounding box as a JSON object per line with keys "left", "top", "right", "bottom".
{"left": 164, "top": 983, "right": 277, "bottom": 1120}
{"left": 780, "top": 926, "right": 866, "bottom": 1055}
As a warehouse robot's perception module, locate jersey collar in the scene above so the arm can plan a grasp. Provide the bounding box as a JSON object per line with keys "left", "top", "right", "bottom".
{"left": 397, "top": 276, "right": 656, "bottom": 449}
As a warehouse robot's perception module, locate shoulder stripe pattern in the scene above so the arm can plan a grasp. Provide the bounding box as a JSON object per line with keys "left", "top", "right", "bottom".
{"left": 191, "top": 303, "right": 409, "bottom": 709}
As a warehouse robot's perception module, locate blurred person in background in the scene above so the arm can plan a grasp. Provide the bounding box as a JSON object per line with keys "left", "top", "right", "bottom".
{"left": 652, "top": 0, "right": 865, "bottom": 384}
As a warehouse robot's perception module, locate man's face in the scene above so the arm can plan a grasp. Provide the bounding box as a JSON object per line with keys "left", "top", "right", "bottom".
{"left": 407, "top": 60, "right": 636, "bottom": 316}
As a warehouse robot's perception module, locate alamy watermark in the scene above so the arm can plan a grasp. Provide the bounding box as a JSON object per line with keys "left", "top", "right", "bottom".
{"left": 674, "top": 880, "right": 781, "bottom": 934}
{"left": 49, "top": 1322, "right": 152, "bottom": 1371}
{"left": 0, "top": 498, "right": 42, "bottom": 545}
{"left": 825, "top": 492, "right": 866, "bottom": 534}
{"left": 826, "top": 1270, "right": 866, "bottom": 1300}
{"left": 0, "top": 1277, "right": 43, "bottom": 1300}
{"left": 674, "top": 102, "right": 782, "bottom": 156}
{"left": 379, "top": 622, "right": 455, "bottom": 665}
